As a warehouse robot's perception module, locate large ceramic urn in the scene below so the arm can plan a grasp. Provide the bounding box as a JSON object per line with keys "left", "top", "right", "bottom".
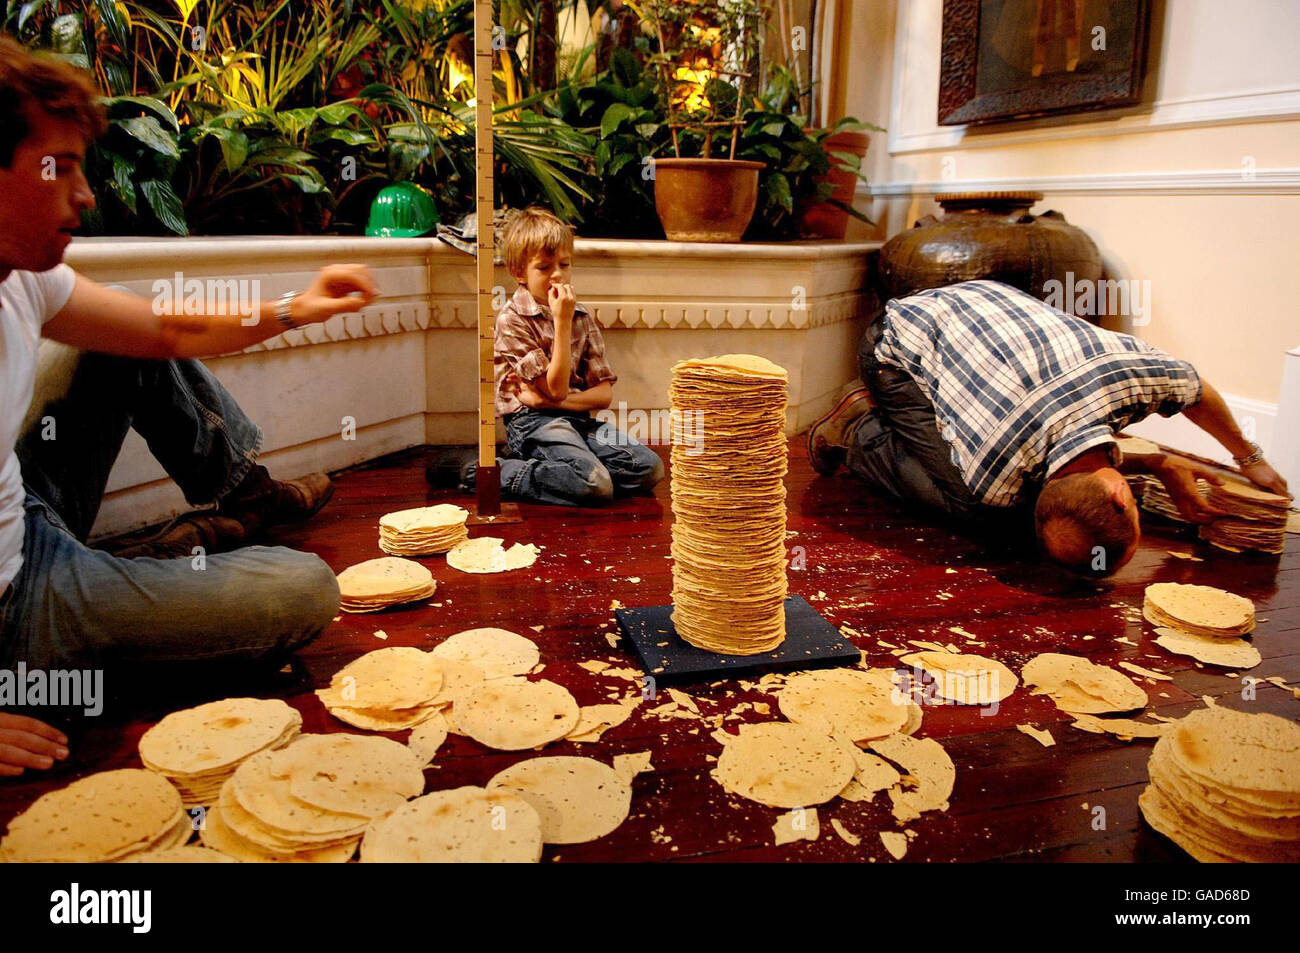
{"left": 878, "top": 191, "right": 1102, "bottom": 311}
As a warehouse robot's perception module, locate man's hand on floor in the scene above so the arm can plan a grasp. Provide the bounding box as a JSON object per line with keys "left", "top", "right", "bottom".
{"left": 0, "top": 713, "right": 69, "bottom": 777}
{"left": 1152, "top": 456, "right": 1230, "bottom": 523}
{"left": 1240, "top": 459, "right": 1290, "bottom": 498}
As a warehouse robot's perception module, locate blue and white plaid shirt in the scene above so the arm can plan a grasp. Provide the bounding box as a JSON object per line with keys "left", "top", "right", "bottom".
{"left": 875, "top": 280, "right": 1203, "bottom": 507}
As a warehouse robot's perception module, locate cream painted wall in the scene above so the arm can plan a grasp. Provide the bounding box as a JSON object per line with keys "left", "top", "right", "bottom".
{"left": 829, "top": 0, "right": 1300, "bottom": 411}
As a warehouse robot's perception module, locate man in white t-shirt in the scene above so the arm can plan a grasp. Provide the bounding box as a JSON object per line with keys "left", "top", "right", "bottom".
{"left": 0, "top": 40, "right": 379, "bottom": 777}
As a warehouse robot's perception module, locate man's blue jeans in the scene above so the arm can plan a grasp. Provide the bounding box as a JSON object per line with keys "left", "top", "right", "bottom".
{"left": 846, "top": 317, "right": 985, "bottom": 520}
{"left": 470, "top": 408, "right": 664, "bottom": 506}
{"left": 0, "top": 353, "right": 338, "bottom": 675}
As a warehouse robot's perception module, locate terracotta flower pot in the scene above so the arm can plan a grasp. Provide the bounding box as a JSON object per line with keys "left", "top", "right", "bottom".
{"left": 797, "top": 131, "right": 870, "bottom": 240}
{"left": 652, "top": 158, "right": 765, "bottom": 242}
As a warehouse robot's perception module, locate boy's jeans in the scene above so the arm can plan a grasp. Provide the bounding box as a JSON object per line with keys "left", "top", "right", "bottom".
{"left": 470, "top": 408, "right": 664, "bottom": 506}
{"left": 0, "top": 352, "right": 339, "bottom": 676}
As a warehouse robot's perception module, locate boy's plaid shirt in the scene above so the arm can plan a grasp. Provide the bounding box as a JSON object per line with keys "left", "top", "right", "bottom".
{"left": 874, "top": 280, "right": 1203, "bottom": 507}
{"left": 493, "top": 285, "right": 617, "bottom": 416}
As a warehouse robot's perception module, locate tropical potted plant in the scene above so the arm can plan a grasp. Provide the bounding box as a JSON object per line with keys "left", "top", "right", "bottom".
{"left": 738, "top": 64, "right": 883, "bottom": 240}
{"left": 642, "top": 0, "right": 767, "bottom": 242}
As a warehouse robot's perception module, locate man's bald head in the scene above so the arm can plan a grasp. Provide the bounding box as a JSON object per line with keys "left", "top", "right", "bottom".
{"left": 1035, "top": 470, "right": 1140, "bottom": 576}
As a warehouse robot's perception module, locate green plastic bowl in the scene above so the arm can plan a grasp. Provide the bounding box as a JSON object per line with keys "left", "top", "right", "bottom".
{"left": 365, "top": 182, "right": 439, "bottom": 237}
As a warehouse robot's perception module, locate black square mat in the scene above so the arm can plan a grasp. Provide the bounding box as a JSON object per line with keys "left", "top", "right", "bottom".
{"left": 614, "top": 595, "right": 861, "bottom": 687}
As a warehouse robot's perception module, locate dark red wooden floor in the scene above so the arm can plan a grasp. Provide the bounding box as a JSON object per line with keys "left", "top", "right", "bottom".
{"left": 2, "top": 441, "right": 1297, "bottom": 862}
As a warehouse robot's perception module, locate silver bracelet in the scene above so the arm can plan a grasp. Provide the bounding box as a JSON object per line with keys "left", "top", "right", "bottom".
{"left": 274, "top": 291, "right": 300, "bottom": 330}
{"left": 1233, "top": 441, "right": 1264, "bottom": 468}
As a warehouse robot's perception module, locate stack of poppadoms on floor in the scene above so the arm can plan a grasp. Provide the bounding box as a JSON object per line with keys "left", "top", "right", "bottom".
{"left": 1140, "top": 706, "right": 1300, "bottom": 862}
{"left": 1199, "top": 480, "right": 1290, "bottom": 555}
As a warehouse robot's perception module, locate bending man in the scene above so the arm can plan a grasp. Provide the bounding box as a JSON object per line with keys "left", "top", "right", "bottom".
{"left": 808, "top": 279, "right": 1289, "bottom": 575}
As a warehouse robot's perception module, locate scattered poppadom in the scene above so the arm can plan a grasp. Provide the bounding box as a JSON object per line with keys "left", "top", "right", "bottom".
{"left": 772, "top": 808, "right": 820, "bottom": 846}
{"left": 1154, "top": 627, "right": 1261, "bottom": 669}
{"left": 713, "top": 723, "right": 855, "bottom": 809}
{"left": 487, "top": 756, "right": 632, "bottom": 845}
{"left": 455, "top": 678, "right": 580, "bottom": 751}
{"left": 446, "top": 537, "right": 540, "bottom": 574}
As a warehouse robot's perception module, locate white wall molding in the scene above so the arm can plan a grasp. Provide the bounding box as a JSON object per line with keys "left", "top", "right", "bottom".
{"left": 70, "top": 236, "right": 879, "bottom": 339}
{"left": 865, "top": 167, "right": 1300, "bottom": 199}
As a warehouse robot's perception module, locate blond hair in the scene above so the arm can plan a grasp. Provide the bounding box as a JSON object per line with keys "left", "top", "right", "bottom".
{"left": 501, "top": 206, "right": 574, "bottom": 278}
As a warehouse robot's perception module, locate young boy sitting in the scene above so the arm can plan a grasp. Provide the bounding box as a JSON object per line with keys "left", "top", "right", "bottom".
{"left": 427, "top": 207, "right": 663, "bottom": 505}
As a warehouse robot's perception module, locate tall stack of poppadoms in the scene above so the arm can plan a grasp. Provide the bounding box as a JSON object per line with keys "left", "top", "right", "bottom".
{"left": 668, "top": 355, "right": 789, "bottom": 655}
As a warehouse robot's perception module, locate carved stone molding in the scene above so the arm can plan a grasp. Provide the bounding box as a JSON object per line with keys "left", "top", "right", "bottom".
{"left": 66, "top": 236, "right": 880, "bottom": 348}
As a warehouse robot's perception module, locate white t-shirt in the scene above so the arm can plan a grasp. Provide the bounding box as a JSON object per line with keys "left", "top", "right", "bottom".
{"left": 1, "top": 265, "right": 77, "bottom": 590}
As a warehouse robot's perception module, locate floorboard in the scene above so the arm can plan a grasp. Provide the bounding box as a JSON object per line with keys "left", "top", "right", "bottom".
{"left": 1, "top": 441, "right": 1295, "bottom": 863}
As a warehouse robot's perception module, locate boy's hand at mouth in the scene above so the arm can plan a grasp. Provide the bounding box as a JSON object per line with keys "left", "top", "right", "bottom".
{"left": 548, "top": 283, "right": 576, "bottom": 323}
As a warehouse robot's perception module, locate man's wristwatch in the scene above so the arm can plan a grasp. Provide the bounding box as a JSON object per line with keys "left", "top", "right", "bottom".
{"left": 1233, "top": 441, "right": 1264, "bottom": 468}
{"left": 274, "top": 291, "right": 301, "bottom": 331}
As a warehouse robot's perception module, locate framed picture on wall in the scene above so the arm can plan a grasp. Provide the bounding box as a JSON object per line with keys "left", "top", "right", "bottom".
{"left": 938, "top": 0, "right": 1152, "bottom": 126}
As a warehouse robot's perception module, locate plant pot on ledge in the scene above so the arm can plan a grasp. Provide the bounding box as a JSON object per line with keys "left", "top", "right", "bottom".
{"left": 642, "top": 0, "right": 766, "bottom": 243}
{"left": 653, "top": 158, "right": 765, "bottom": 242}
{"left": 796, "top": 131, "right": 871, "bottom": 240}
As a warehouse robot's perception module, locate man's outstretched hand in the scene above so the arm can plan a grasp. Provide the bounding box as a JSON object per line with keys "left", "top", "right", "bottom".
{"left": 293, "top": 264, "right": 379, "bottom": 325}
{"left": 0, "top": 713, "right": 68, "bottom": 777}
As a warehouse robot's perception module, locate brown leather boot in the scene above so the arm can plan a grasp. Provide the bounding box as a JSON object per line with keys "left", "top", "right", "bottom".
{"left": 222, "top": 465, "right": 334, "bottom": 537}
{"left": 110, "top": 514, "right": 248, "bottom": 560}
{"left": 806, "top": 386, "right": 874, "bottom": 476}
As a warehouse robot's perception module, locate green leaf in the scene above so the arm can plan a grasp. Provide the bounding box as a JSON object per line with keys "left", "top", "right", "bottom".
{"left": 766, "top": 173, "right": 793, "bottom": 214}
{"left": 607, "top": 152, "right": 635, "bottom": 176}
{"left": 827, "top": 149, "right": 862, "bottom": 173}
{"left": 91, "top": 0, "right": 129, "bottom": 47}
{"left": 245, "top": 146, "right": 317, "bottom": 167}
{"left": 116, "top": 116, "right": 180, "bottom": 159}
{"left": 557, "top": 83, "right": 578, "bottom": 118}
{"left": 317, "top": 102, "right": 363, "bottom": 124}
{"left": 108, "top": 96, "right": 180, "bottom": 132}
{"left": 18, "top": 2, "right": 56, "bottom": 34}
{"left": 171, "top": 0, "right": 201, "bottom": 22}
{"left": 102, "top": 62, "right": 132, "bottom": 98}
{"left": 197, "top": 126, "right": 249, "bottom": 173}
{"left": 827, "top": 197, "right": 876, "bottom": 226}
{"left": 316, "top": 128, "right": 374, "bottom": 146}
{"left": 826, "top": 116, "right": 885, "bottom": 135}
{"left": 280, "top": 107, "right": 320, "bottom": 127}
{"left": 703, "top": 77, "right": 738, "bottom": 115}
{"left": 138, "top": 179, "right": 188, "bottom": 235}
{"left": 282, "top": 172, "right": 326, "bottom": 194}
{"left": 108, "top": 152, "right": 137, "bottom": 214}
{"left": 612, "top": 48, "right": 641, "bottom": 88}
{"left": 600, "top": 102, "right": 635, "bottom": 139}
